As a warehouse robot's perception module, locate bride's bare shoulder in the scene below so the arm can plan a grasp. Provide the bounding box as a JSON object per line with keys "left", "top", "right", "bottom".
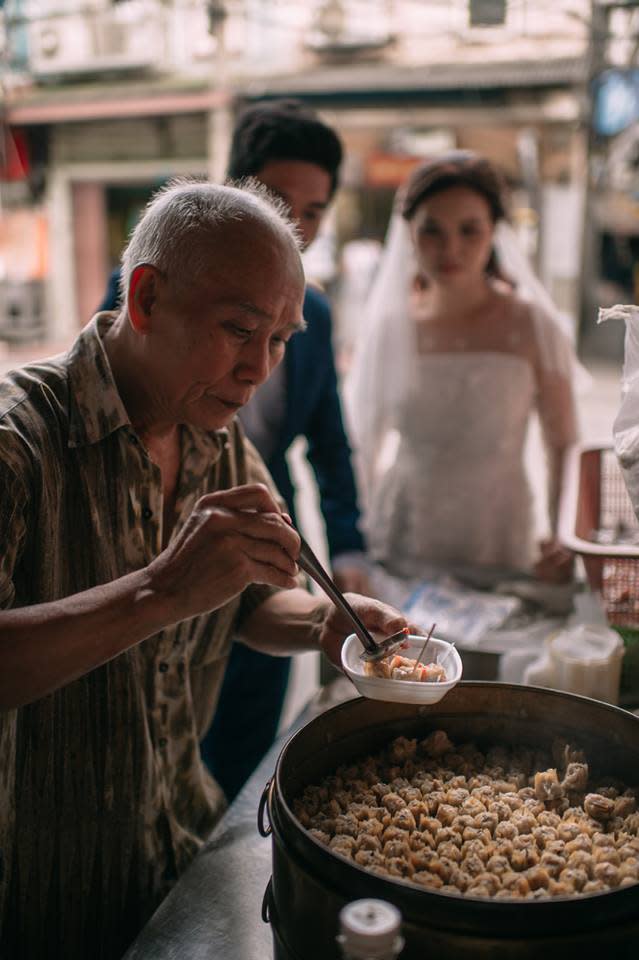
{"left": 490, "top": 286, "right": 534, "bottom": 325}
{"left": 486, "top": 286, "right": 539, "bottom": 359}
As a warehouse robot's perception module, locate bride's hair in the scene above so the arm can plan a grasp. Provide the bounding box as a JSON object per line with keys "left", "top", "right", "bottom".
{"left": 401, "top": 151, "right": 510, "bottom": 283}
{"left": 401, "top": 151, "right": 508, "bottom": 224}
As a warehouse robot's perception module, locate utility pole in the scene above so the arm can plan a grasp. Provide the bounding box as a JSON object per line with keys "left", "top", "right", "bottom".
{"left": 579, "top": 0, "right": 611, "bottom": 348}
{"left": 206, "top": 0, "right": 233, "bottom": 184}
{"left": 580, "top": 0, "right": 639, "bottom": 352}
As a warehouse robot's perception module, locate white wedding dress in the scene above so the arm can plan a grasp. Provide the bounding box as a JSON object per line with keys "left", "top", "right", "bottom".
{"left": 357, "top": 290, "right": 579, "bottom": 580}
{"left": 366, "top": 351, "right": 537, "bottom": 577}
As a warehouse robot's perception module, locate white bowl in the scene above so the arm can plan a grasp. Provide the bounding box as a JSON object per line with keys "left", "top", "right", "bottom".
{"left": 341, "top": 633, "right": 462, "bottom": 705}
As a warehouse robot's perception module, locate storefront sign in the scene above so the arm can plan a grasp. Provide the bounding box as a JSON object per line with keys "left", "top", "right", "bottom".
{"left": 0, "top": 127, "right": 30, "bottom": 181}
{"left": 365, "top": 152, "right": 422, "bottom": 188}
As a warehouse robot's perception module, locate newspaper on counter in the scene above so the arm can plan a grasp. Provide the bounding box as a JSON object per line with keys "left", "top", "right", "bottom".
{"left": 369, "top": 566, "right": 521, "bottom": 648}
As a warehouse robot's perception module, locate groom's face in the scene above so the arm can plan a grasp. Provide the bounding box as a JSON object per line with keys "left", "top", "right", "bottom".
{"left": 256, "top": 160, "right": 333, "bottom": 249}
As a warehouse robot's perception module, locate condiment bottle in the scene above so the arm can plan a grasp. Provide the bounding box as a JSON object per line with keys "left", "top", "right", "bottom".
{"left": 337, "top": 899, "right": 404, "bottom": 959}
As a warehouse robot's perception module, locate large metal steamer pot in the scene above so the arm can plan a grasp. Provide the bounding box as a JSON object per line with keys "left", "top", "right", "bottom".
{"left": 259, "top": 682, "right": 639, "bottom": 960}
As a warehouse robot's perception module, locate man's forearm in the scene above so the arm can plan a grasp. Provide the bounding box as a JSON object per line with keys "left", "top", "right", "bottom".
{"left": 0, "top": 484, "right": 305, "bottom": 710}
{"left": 240, "top": 583, "right": 409, "bottom": 670}
{"left": 238, "top": 588, "right": 329, "bottom": 656}
{"left": 0, "top": 568, "right": 171, "bottom": 709}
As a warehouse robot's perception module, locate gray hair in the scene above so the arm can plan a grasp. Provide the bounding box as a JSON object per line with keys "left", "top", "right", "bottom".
{"left": 119, "top": 177, "right": 301, "bottom": 305}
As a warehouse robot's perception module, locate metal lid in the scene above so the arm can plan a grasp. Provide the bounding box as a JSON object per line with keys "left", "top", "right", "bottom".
{"left": 337, "top": 899, "right": 403, "bottom": 959}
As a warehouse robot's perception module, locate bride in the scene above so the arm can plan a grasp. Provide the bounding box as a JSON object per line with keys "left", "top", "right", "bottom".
{"left": 345, "top": 151, "right": 579, "bottom": 583}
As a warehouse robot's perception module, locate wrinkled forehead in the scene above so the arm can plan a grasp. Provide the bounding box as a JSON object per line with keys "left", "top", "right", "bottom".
{"left": 213, "top": 215, "right": 299, "bottom": 273}
{"left": 172, "top": 215, "right": 303, "bottom": 297}
{"left": 174, "top": 218, "right": 305, "bottom": 315}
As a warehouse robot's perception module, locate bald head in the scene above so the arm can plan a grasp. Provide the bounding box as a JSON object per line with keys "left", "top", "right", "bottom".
{"left": 120, "top": 178, "right": 303, "bottom": 308}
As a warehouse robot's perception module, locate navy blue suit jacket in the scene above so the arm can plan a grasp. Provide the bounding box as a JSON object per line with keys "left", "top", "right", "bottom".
{"left": 98, "top": 272, "right": 364, "bottom": 559}
{"left": 272, "top": 285, "right": 364, "bottom": 558}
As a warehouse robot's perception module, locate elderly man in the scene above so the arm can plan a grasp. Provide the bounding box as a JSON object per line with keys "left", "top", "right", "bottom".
{"left": 0, "top": 181, "right": 406, "bottom": 960}
{"left": 100, "top": 101, "right": 370, "bottom": 803}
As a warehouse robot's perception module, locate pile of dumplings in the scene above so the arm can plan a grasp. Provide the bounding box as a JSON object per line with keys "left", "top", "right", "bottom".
{"left": 293, "top": 731, "right": 639, "bottom": 899}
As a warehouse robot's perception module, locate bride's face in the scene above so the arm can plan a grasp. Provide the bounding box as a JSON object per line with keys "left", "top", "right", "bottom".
{"left": 409, "top": 185, "right": 495, "bottom": 287}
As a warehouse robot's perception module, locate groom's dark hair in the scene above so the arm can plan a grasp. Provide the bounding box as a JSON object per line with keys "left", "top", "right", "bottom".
{"left": 227, "top": 99, "right": 343, "bottom": 197}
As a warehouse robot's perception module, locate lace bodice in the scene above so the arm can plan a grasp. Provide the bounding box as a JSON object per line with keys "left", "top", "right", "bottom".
{"left": 349, "top": 282, "right": 579, "bottom": 580}
{"left": 366, "top": 352, "right": 538, "bottom": 576}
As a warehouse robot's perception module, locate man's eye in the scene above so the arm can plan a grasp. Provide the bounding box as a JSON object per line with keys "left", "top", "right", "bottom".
{"left": 227, "top": 324, "right": 253, "bottom": 340}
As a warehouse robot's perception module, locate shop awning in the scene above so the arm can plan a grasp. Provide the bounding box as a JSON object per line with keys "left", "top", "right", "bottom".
{"left": 243, "top": 56, "right": 586, "bottom": 100}
{"left": 5, "top": 83, "right": 229, "bottom": 126}
{"left": 5, "top": 56, "right": 586, "bottom": 126}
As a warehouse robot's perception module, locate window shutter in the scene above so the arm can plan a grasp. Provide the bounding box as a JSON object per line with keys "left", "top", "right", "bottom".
{"left": 469, "top": 0, "right": 507, "bottom": 27}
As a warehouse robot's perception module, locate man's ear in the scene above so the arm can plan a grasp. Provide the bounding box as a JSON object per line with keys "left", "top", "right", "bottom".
{"left": 128, "top": 264, "right": 162, "bottom": 334}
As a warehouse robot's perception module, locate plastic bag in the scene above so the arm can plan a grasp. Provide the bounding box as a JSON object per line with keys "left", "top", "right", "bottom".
{"left": 599, "top": 303, "right": 639, "bottom": 518}
{"left": 402, "top": 575, "right": 521, "bottom": 648}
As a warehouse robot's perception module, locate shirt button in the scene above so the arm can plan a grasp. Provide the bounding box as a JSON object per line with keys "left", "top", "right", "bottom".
{"left": 142, "top": 507, "right": 153, "bottom": 520}
{"left": 158, "top": 662, "right": 169, "bottom": 673}
{"left": 158, "top": 737, "right": 168, "bottom": 748}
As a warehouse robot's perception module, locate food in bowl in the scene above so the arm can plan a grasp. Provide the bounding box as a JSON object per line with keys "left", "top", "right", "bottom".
{"left": 364, "top": 653, "right": 447, "bottom": 683}
{"left": 293, "top": 730, "right": 639, "bottom": 900}
{"left": 341, "top": 635, "right": 462, "bottom": 705}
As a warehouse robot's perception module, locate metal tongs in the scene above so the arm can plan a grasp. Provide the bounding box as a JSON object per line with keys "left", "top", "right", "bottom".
{"left": 297, "top": 534, "right": 408, "bottom": 663}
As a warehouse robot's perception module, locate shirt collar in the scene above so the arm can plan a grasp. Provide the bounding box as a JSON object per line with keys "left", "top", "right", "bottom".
{"left": 183, "top": 421, "right": 230, "bottom": 464}
{"left": 67, "top": 313, "right": 131, "bottom": 448}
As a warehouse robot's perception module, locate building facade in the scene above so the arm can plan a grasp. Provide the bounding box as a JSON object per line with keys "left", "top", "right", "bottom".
{"left": 1, "top": 0, "right": 595, "bottom": 341}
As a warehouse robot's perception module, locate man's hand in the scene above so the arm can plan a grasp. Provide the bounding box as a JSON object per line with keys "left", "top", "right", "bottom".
{"left": 317, "top": 593, "right": 410, "bottom": 668}
{"left": 147, "top": 484, "right": 300, "bottom": 622}
{"left": 534, "top": 537, "right": 574, "bottom": 585}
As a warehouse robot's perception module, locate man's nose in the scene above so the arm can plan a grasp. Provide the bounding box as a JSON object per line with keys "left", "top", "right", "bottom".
{"left": 238, "top": 338, "right": 272, "bottom": 385}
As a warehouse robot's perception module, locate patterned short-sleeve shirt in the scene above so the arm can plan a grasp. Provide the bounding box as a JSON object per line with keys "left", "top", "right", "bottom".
{"left": 0, "top": 314, "right": 281, "bottom": 960}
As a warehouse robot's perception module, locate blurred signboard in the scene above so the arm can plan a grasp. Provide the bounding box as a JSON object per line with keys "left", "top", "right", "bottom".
{"left": 0, "top": 210, "right": 48, "bottom": 282}
{"left": 594, "top": 69, "right": 639, "bottom": 137}
{"left": 365, "top": 152, "right": 422, "bottom": 188}
{"left": 594, "top": 192, "right": 639, "bottom": 236}
{"left": 0, "top": 127, "right": 30, "bottom": 182}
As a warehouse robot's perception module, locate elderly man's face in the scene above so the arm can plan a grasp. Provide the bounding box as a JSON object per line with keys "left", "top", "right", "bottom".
{"left": 141, "top": 222, "right": 304, "bottom": 431}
